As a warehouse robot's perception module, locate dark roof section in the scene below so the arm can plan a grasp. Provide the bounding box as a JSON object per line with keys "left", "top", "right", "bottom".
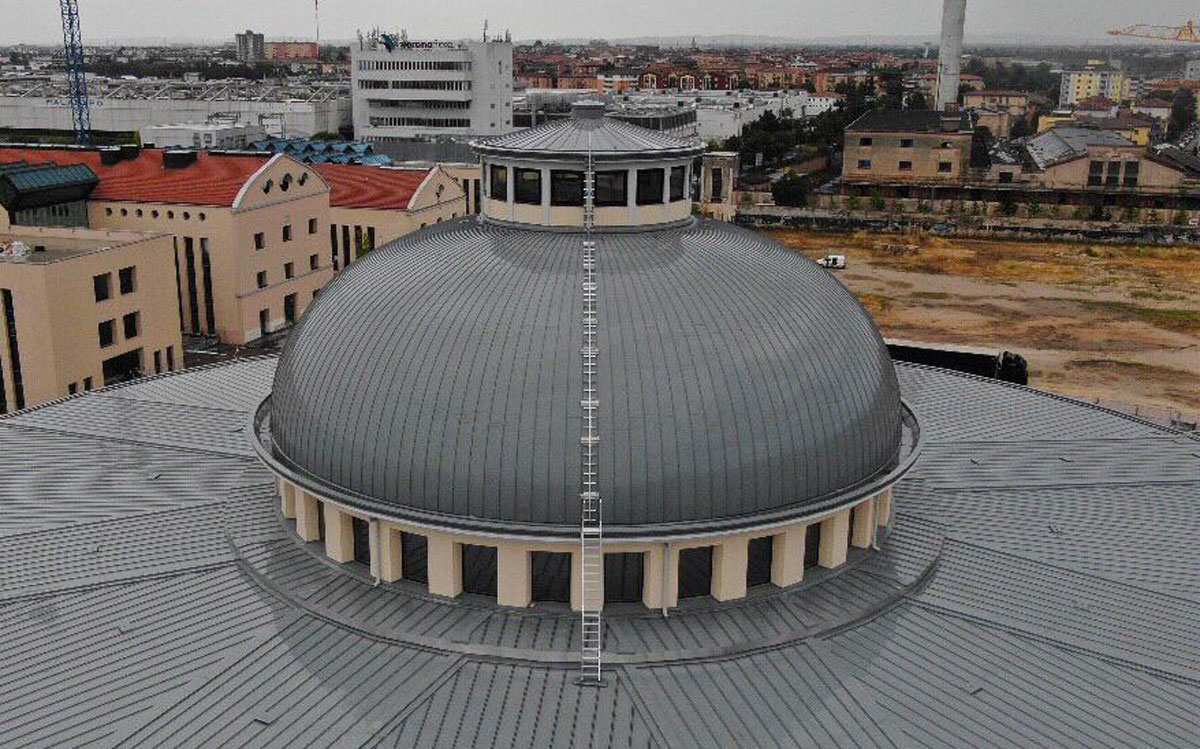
{"left": 846, "top": 109, "right": 973, "bottom": 134}
{"left": 264, "top": 218, "right": 905, "bottom": 538}
{"left": 3, "top": 359, "right": 1200, "bottom": 747}
{"left": 1149, "top": 145, "right": 1200, "bottom": 177}
{"left": 472, "top": 101, "right": 705, "bottom": 162}
{"left": 0, "top": 161, "right": 98, "bottom": 211}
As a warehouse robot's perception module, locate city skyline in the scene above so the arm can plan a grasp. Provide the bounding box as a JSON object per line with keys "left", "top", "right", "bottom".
{"left": 2, "top": 0, "right": 1199, "bottom": 47}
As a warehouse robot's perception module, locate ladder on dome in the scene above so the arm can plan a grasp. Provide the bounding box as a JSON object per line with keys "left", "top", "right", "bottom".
{"left": 579, "top": 135, "right": 604, "bottom": 686}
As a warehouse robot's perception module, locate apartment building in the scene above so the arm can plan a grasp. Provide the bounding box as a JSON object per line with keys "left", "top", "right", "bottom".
{"left": 0, "top": 227, "right": 182, "bottom": 409}
{"left": 351, "top": 38, "right": 514, "bottom": 140}
{"left": 0, "top": 147, "right": 334, "bottom": 345}
{"left": 1060, "top": 66, "right": 1131, "bottom": 107}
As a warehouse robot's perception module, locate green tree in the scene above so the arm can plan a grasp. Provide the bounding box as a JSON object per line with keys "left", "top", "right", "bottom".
{"left": 970, "top": 126, "right": 994, "bottom": 169}
{"left": 1168, "top": 88, "right": 1197, "bottom": 141}
{"left": 771, "top": 173, "right": 808, "bottom": 207}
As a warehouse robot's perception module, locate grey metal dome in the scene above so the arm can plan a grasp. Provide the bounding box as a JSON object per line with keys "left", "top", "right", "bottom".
{"left": 264, "top": 218, "right": 905, "bottom": 537}
{"left": 471, "top": 100, "right": 705, "bottom": 162}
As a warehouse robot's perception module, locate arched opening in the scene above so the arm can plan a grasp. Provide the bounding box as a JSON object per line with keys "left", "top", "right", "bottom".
{"left": 604, "top": 552, "right": 645, "bottom": 604}
{"left": 678, "top": 546, "right": 713, "bottom": 600}
{"left": 531, "top": 551, "right": 572, "bottom": 604}
{"left": 746, "top": 536, "right": 773, "bottom": 588}
{"left": 462, "top": 544, "right": 498, "bottom": 597}
{"left": 401, "top": 532, "right": 428, "bottom": 584}
{"left": 351, "top": 517, "right": 370, "bottom": 566}
{"left": 804, "top": 523, "right": 821, "bottom": 570}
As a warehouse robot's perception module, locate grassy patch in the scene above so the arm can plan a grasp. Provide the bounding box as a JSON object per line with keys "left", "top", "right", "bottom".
{"left": 1073, "top": 299, "right": 1200, "bottom": 334}
{"left": 1130, "top": 289, "right": 1185, "bottom": 302}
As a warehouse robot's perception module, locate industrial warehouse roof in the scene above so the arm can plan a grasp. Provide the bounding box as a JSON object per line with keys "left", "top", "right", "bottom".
{"left": 263, "top": 218, "right": 905, "bottom": 537}
{"left": 471, "top": 101, "right": 705, "bottom": 161}
{"left": 2, "top": 357, "right": 1199, "bottom": 747}
{"left": 0, "top": 146, "right": 273, "bottom": 207}
{"left": 1024, "top": 126, "right": 1137, "bottom": 170}
{"left": 313, "top": 164, "right": 431, "bottom": 211}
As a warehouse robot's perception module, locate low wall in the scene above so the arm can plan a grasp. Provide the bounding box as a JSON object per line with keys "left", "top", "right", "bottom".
{"left": 739, "top": 206, "right": 1200, "bottom": 246}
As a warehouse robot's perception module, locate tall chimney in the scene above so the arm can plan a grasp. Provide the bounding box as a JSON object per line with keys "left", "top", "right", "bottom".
{"left": 936, "top": 0, "right": 967, "bottom": 112}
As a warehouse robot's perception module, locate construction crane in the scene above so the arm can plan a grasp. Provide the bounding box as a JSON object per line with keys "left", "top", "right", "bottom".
{"left": 59, "top": 0, "right": 91, "bottom": 144}
{"left": 1109, "top": 20, "right": 1200, "bottom": 43}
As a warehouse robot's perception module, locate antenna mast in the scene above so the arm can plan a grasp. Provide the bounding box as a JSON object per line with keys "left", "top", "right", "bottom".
{"left": 578, "top": 132, "right": 604, "bottom": 686}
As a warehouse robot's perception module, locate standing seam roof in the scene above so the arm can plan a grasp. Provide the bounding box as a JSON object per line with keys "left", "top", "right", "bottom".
{"left": 267, "top": 218, "right": 903, "bottom": 532}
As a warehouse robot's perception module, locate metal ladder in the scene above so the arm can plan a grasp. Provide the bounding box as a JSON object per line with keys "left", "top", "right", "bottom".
{"left": 579, "top": 136, "right": 603, "bottom": 686}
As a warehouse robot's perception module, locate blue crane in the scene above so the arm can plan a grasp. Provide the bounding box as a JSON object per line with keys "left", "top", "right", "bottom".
{"left": 59, "top": 0, "right": 90, "bottom": 144}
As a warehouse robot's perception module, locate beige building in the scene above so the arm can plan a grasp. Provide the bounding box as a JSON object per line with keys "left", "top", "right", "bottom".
{"left": 843, "top": 110, "right": 974, "bottom": 187}
{"left": 698, "top": 151, "right": 740, "bottom": 222}
{"left": 315, "top": 164, "right": 466, "bottom": 270}
{"left": 0, "top": 227, "right": 182, "bottom": 410}
{"left": 962, "top": 90, "right": 1031, "bottom": 117}
{"left": 0, "top": 147, "right": 334, "bottom": 345}
{"left": 0, "top": 146, "right": 477, "bottom": 346}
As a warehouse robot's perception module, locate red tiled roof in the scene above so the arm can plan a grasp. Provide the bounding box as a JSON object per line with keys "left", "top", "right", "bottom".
{"left": 314, "top": 164, "right": 429, "bottom": 211}
{"left": 0, "top": 147, "right": 271, "bottom": 207}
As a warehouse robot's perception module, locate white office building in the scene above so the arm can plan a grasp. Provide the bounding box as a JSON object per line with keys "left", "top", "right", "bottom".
{"left": 352, "top": 39, "right": 514, "bottom": 141}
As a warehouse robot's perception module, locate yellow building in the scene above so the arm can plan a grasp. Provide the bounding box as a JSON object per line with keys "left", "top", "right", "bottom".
{"left": 1059, "top": 68, "right": 1130, "bottom": 107}
{"left": 0, "top": 227, "right": 182, "bottom": 409}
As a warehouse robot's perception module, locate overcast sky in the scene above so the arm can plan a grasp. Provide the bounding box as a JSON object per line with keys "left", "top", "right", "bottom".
{"left": 1, "top": 0, "right": 1197, "bottom": 46}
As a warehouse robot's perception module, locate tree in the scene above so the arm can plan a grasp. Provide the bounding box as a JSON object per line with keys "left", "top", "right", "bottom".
{"left": 1168, "top": 88, "right": 1197, "bottom": 141}
{"left": 970, "top": 126, "right": 994, "bottom": 169}
{"left": 877, "top": 69, "right": 905, "bottom": 111}
{"left": 1010, "top": 117, "right": 1033, "bottom": 139}
{"left": 907, "top": 91, "right": 929, "bottom": 111}
{"left": 771, "top": 173, "right": 808, "bottom": 207}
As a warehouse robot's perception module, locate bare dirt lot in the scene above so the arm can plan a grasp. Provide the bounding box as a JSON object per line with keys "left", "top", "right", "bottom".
{"left": 763, "top": 229, "right": 1200, "bottom": 419}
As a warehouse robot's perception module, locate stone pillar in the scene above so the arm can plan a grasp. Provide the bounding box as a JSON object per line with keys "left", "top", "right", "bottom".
{"left": 771, "top": 526, "right": 806, "bottom": 588}
{"left": 852, "top": 499, "right": 876, "bottom": 549}
{"left": 426, "top": 533, "right": 462, "bottom": 599}
{"left": 323, "top": 503, "right": 354, "bottom": 563}
{"left": 497, "top": 545, "right": 532, "bottom": 608}
{"left": 819, "top": 509, "right": 851, "bottom": 569}
{"left": 877, "top": 488, "right": 893, "bottom": 527}
{"left": 376, "top": 524, "right": 403, "bottom": 583}
{"left": 570, "top": 548, "right": 605, "bottom": 613}
{"left": 279, "top": 479, "right": 296, "bottom": 519}
{"left": 627, "top": 166, "right": 638, "bottom": 224}
{"left": 295, "top": 491, "right": 321, "bottom": 542}
{"left": 642, "top": 546, "right": 666, "bottom": 610}
{"left": 711, "top": 537, "right": 748, "bottom": 602}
